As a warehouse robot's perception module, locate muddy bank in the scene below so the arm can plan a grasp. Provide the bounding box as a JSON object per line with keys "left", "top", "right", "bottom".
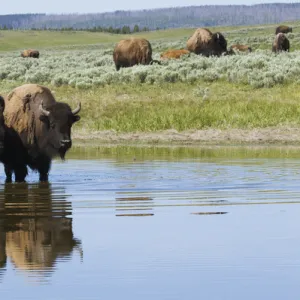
{"left": 73, "top": 127, "right": 300, "bottom": 145}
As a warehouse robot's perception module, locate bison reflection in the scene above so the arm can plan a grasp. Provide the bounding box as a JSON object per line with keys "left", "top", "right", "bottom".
{"left": 0, "top": 183, "right": 82, "bottom": 273}
{"left": 115, "top": 196, "right": 154, "bottom": 217}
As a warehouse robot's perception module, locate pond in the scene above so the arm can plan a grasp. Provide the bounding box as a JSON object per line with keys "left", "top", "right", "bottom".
{"left": 1, "top": 145, "right": 300, "bottom": 299}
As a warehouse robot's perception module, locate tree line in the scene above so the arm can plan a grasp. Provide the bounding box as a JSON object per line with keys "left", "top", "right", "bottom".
{"left": 0, "top": 3, "right": 300, "bottom": 31}
{"left": 0, "top": 24, "right": 152, "bottom": 34}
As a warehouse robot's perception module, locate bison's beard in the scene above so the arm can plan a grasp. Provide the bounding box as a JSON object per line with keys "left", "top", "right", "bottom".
{"left": 59, "top": 147, "right": 67, "bottom": 160}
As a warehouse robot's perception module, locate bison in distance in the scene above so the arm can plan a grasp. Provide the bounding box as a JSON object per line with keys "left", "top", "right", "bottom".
{"left": 113, "top": 38, "right": 159, "bottom": 71}
{"left": 272, "top": 33, "right": 290, "bottom": 53}
{"left": 229, "top": 44, "right": 252, "bottom": 53}
{"left": 21, "top": 49, "right": 40, "bottom": 58}
{"left": 2, "top": 84, "right": 81, "bottom": 183}
{"left": 275, "top": 25, "right": 292, "bottom": 35}
{"left": 186, "top": 28, "right": 228, "bottom": 57}
{"left": 160, "top": 49, "right": 190, "bottom": 60}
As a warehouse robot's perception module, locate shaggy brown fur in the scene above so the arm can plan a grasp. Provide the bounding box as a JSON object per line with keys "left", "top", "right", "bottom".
{"left": 272, "top": 33, "right": 290, "bottom": 53}
{"left": 186, "top": 28, "right": 228, "bottom": 57}
{"left": 113, "top": 38, "right": 153, "bottom": 71}
{"left": 186, "top": 28, "right": 212, "bottom": 54}
{"left": 160, "top": 49, "right": 190, "bottom": 60}
{"left": 21, "top": 49, "right": 40, "bottom": 58}
{"left": 275, "top": 25, "right": 292, "bottom": 35}
{"left": 5, "top": 84, "right": 55, "bottom": 144}
{"left": 229, "top": 44, "right": 252, "bottom": 53}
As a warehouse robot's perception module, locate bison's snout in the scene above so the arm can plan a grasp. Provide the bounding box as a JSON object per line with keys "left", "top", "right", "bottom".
{"left": 59, "top": 139, "right": 72, "bottom": 160}
{"left": 60, "top": 139, "right": 71, "bottom": 149}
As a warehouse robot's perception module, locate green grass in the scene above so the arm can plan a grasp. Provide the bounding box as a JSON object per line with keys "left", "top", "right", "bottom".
{"left": 1, "top": 80, "right": 300, "bottom": 133}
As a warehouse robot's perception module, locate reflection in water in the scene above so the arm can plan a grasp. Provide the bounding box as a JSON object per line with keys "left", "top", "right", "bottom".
{"left": 69, "top": 144, "right": 300, "bottom": 161}
{"left": 0, "top": 183, "right": 82, "bottom": 278}
{"left": 3, "top": 146, "right": 300, "bottom": 298}
{"left": 190, "top": 212, "right": 228, "bottom": 215}
{"left": 115, "top": 196, "right": 154, "bottom": 217}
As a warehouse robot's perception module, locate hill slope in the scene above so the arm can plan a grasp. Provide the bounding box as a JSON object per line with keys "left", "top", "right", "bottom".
{"left": 0, "top": 3, "right": 300, "bottom": 30}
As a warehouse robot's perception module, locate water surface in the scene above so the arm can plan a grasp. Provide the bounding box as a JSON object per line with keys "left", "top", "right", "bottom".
{"left": 1, "top": 145, "right": 300, "bottom": 299}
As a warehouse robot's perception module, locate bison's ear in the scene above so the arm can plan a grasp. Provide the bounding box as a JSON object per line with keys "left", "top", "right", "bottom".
{"left": 73, "top": 115, "right": 80, "bottom": 123}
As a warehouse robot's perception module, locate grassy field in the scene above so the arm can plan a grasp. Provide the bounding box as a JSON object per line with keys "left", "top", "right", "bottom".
{"left": 1, "top": 22, "right": 300, "bottom": 142}
{"left": 0, "top": 21, "right": 300, "bottom": 52}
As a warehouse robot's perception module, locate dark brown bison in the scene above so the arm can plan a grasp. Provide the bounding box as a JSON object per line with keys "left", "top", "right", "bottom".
{"left": 272, "top": 33, "right": 290, "bottom": 53}
{"left": 160, "top": 49, "right": 190, "bottom": 60}
{"left": 21, "top": 49, "right": 40, "bottom": 58}
{"left": 0, "top": 183, "right": 82, "bottom": 273}
{"left": 275, "top": 25, "right": 292, "bottom": 35}
{"left": 229, "top": 44, "right": 252, "bottom": 53}
{"left": 113, "top": 38, "right": 157, "bottom": 71}
{"left": 186, "top": 28, "right": 228, "bottom": 57}
{"left": 3, "top": 84, "right": 81, "bottom": 182}
{"left": 0, "top": 97, "right": 6, "bottom": 157}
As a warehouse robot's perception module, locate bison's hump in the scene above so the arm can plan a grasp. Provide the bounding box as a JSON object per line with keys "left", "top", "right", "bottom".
{"left": 7, "top": 84, "right": 45, "bottom": 101}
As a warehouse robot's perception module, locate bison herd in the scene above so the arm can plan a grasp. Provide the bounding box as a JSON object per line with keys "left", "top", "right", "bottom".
{"left": 20, "top": 24, "right": 292, "bottom": 70}
{"left": 112, "top": 24, "right": 292, "bottom": 70}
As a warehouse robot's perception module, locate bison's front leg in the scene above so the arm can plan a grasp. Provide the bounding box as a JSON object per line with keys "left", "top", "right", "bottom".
{"left": 4, "top": 165, "right": 12, "bottom": 183}
{"left": 14, "top": 165, "right": 28, "bottom": 182}
{"left": 38, "top": 157, "right": 51, "bottom": 182}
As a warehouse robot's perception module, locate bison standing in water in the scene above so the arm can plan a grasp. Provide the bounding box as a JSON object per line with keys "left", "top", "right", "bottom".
{"left": 272, "top": 33, "right": 290, "bottom": 53}
{"left": 113, "top": 38, "right": 156, "bottom": 71}
{"left": 21, "top": 49, "right": 40, "bottom": 58}
{"left": 186, "top": 28, "right": 228, "bottom": 57}
{"left": 275, "top": 25, "right": 292, "bottom": 35}
{"left": 3, "top": 84, "right": 81, "bottom": 182}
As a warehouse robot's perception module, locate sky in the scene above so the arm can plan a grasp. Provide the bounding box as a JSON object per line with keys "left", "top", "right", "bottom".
{"left": 1, "top": 0, "right": 295, "bottom": 14}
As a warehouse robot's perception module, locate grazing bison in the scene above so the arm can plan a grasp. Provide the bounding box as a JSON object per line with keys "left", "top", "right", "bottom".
{"left": 3, "top": 84, "right": 81, "bottom": 182}
{"left": 275, "top": 25, "right": 292, "bottom": 35}
{"left": 160, "top": 49, "right": 190, "bottom": 60}
{"left": 229, "top": 44, "right": 252, "bottom": 53}
{"left": 272, "top": 33, "right": 290, "bottom": 53}
{"left": 113, "top": 38, "right": 158, "bottom": 71}
{"left": 21, "top": 49, "right": 40, "bottom": 58}
{"left": 0, "top": 183, "right": 82, "bottom": 273}
{"left": 186, "top": 28, "right": 228, "bottom": 57}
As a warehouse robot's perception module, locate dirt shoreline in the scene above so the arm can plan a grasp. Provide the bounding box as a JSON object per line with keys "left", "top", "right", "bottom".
{"left": 73, "top": 127, "right": 300, "bottom": 146}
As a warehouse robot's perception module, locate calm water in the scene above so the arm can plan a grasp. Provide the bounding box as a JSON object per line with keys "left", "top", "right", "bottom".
{"left": 1, "top": 145, "right": 300, "bottom": 299}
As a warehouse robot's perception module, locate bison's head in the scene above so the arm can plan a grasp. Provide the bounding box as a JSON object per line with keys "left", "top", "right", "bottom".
{"left": 212, "top": 32, "right": 227, "bottom": 51}
{"left": 39, "top": 101, "right": 81, "bottom": 159}
{"left": 0, "top": 96, "right": 5, "bottom": 155}
{"left": 208, "top": 32, "right": 228, "bottom": 56}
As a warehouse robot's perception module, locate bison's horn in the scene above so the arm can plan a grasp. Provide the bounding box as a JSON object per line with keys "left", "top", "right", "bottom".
{"left": 72, "top": 102, "right": 81, "bottom": 115}
{"left": 39, "top": 100, "right": 50, "bottom": 116}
